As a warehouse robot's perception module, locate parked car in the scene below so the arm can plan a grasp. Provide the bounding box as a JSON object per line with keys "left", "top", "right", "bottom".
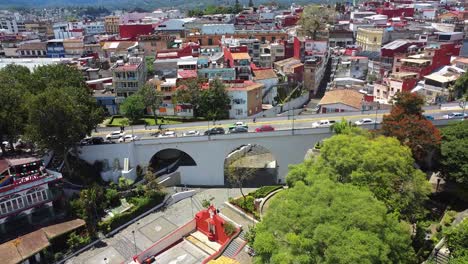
{"left": 80, "top": 137, "right": 105, "bottom": 145}
{"left": 204, "top": 127, "right": 225, "bottom": 135}
{"left": 443, "top": 112, "right": 467, "bottom": 119}
{"left": 229, "top": 126, "right": 248, "bottom": 133}
{"left": 255, "top": 125, "right": 275, "bottom": 132}
{"left": 118, "top": 135, "right": 138, "bottom": 142}
{"left": 158, "top": 131, "right": 177, "bottom": 138}
{"left": 312, "top": 120, "right": 336, "bottom": 128}
{"left": 106, "top": 131, "right": 125, "bottom": 140}
{"left": 183, "top": 130, "right": 200, "bottom": 137}
{"left": 354, "top": 118, "right": 376, "bottom": 125}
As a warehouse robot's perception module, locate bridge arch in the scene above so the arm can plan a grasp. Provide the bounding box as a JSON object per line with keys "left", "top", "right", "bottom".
{"left": 223, "top": 144, "right": 278, "bottom": 187}
{"left": 148, "top": 148, "right": 197, "bottom": 175}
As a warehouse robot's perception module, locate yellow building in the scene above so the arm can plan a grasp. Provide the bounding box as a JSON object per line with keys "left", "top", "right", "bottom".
{"left": 356, "top": 28, "right": 387, "bottom": 52}
{"left": 104, "top": 16, "right": 120, "bottom": 34}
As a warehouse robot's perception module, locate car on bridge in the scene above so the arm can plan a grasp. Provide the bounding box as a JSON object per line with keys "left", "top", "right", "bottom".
{"left": 355, "top": 118, "right": 376, "bottom": 126}
{"left": 106, "top": 131, "right": 125, "bottom": 140}
{"left": 80, "top": 137, "right": 105, "bottom": 145}
{"left": 228, "top": 126, "right": 248, "bottom": 133}
{"left": 204, "top": 127, "right": 225, "bottom": 135}
{"left": 255, "top": 125, "right": 275, "bottom": 132}
{"left": 158, "top": 131, "right": 177, "bottom": 138}
{"left": 118, "top": 134, "right": 138, "bottom": 142}
{"left": 312, "top": 120, "right": 336, "bottom": 128}
{"left": 228, "top": 121, "right": 248, "bottom": 130}
{"left": 443, "top": 112, "right": 467, "bottom": 119}
{"left": 183, "top": 130, "right": 200, "bottom": 137}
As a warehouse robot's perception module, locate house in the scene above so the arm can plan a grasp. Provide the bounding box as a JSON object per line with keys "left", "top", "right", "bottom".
{"left": 112, "top": 57, "right": 146, "bottom": 101}
{"left": 252, "top": 68, "right": 279, "bottom": 104}
{"left": 227, "top": 80, "right": 264, "bottom": 119}
{"left": 356, "top": 28, "right": 389, "bottom": 52}
{"left": 414, "top": 66, "right": 465, "bottom": 103}
{"left": 273, "top": 57, "right": 303, "bottom": 83}
{"left": 138, "top": 34, "right": 176, "bottom": 57}
{"left": 453, "top": 57, "right": 468, "bottom": 71}
{"left": 221, "top": 37, "right": 261, "bottom": 66}
{"left": 198, "top": 64, "right": 236, "bottom": 81}
{"left": 0, "top": 156, "right": 63, "bottom": 234}
{"left": 224, "top": 46, "right": 252, "bottom": 80}
{"left": 101, "top": 41, "right": 138, "bottom": 58}
{"left": 104, "top": 16, "right": 121, "bottom": 34}
{"left": 46, "top": 39, "right": 65, "bottom": 58}
{"left": 317, "top": 89, "right": 364, "bottom": 113}
{"left": 119, "top": 23, "right": 154, "bottom": 39}
{"left": 373, "top": 72, "right": 419, "bottom": 104}
{"left": 16, "top": 42, "right": 47, "bottom": 57}
{"left": 63, "top": 37, "right": 84, "bottom": 57}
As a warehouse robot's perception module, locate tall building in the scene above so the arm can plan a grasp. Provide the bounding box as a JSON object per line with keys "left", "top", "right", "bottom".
{"left": 0, "top": 157, "right": 62, "bottom": 234}
{"left": 112, "top": 57, "right": 147, "bottom": 101}
{"left": 104, "top": 16, "right": 120, "bottom": 34}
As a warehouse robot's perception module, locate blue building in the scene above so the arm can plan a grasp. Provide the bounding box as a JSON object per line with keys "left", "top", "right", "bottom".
{"left": 46, "top": 39, "right": 65, "bottom": 58}
{"left": 198, "top": 65, "right": 236, "bottom": 81}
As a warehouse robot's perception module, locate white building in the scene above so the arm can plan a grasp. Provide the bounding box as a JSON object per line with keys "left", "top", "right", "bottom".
{"left": 0, "top": 16, "right": 25, "bottom": 33}
{"left": 84, "top": 22, "right": 105, "bottom": 35}
{"left": 201, "top": 24, "right": 235, "bottom": 35}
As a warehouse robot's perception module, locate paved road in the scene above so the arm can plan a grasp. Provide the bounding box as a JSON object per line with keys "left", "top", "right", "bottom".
{"left": 91, "top": 105, "right": 464, "bottom": 141}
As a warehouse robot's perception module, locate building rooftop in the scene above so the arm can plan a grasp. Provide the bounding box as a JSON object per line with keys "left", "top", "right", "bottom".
{"left": 401, "top": 58, "right": 431, "bottom": 64}
{"left": 382, "top": 40, "right": 409, "bottom": 50}
{"left": 231, "top": 53, "right": 251, "bottom": 60}
{"left": 252, "top": 68, "right": 277, "bottom": 80}
{"left": 177, "top": 69, "right": 197, "bottom": 79}
{"left": 318, "top": 89, "right": 364, "bottom": 110}
{"left": 227, "top": 81, "right": 264, "bottom": 91}
{"left": 17, "top": 42, "right": 46, "bottom": 51}
{"left": 425, "top": 73, "right": 459, "bottom": 83}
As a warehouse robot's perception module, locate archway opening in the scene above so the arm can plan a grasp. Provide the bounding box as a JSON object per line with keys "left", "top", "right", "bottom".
{"left": 149, "top": 148, "right": 196, "bottom": 175}
{"left": 224, "top": 144, "right": 278, "bottom": 187}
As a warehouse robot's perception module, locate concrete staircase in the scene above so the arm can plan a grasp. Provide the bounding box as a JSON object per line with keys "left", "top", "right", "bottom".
{"left": 184, "top": 231, "right": 221, "bottom": 255}
{"left": 222, "top": 237, "right": 245, "bottom": 258}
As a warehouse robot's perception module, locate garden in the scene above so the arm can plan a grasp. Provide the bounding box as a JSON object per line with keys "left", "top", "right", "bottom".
{"left": 228, "top": 186, "right": 282, "bottom": 220}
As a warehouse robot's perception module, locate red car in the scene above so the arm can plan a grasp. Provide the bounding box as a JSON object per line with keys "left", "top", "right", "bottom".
{"left": 255, "top": 125, "right": 275, "bottom": 132}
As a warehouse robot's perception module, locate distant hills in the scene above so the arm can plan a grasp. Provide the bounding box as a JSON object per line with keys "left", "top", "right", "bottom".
{"left": 0, "top": 0, "right": 318, "bottom": 10}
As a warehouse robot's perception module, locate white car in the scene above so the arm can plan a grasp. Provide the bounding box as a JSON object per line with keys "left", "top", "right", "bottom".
{"left": 183, "top": 130, "right": 200, "bottom": 137}
{"left": 106, "top": 131, "right": 125, "bottom": 140}
{"left": 355, "top": 118, "right": 376, "bottom": 125}
{"left": 312, "top": 120, "right": 336, "bottom": 128}
{"left": 443, "top": 112, "right": 467, "bottom": 119}
{"left": 118, "top": 135, "right": 138, "bottom": 142}
{"left": 158, "top": 131, "right": 177, "bottom": 138}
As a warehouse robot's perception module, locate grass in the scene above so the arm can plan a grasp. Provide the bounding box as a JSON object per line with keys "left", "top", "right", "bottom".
{"left": 109, "top": 117, "right": 182, "bottom": 126}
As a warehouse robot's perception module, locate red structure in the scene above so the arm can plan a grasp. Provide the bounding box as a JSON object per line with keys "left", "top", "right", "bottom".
{"left": 119, "top": 24, "right": 154, "bottom": 39}
{"left": 195, "top": 205, "right": 231, "bottom": 244}
{"left": 376, "top": 7, "right": 414, "bottom": 18}
{"left": 156, "top": 42, "right": 200, "bottom": 59}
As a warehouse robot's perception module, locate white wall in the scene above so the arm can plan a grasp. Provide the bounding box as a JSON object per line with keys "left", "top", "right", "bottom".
{"left": 228, "top": 90, "right": 248, "bottom": 119}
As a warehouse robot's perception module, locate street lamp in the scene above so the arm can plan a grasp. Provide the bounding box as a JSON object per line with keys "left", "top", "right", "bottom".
{"left": 374, "top": 102, "right": 380, "bottom": 130}
{"left": 132, "top": 222, "right": 140, "bottom": 256}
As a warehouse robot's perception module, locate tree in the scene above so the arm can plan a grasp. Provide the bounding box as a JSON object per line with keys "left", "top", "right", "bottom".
{"left": 450, "top": 71, "right": 468, "bottom": 99}
{"left": 330, "top": 118, "right": 365, "bottom": 135}
{"left": 440, "top": 121, "right": 468, "bottom": 186}
{"left": 71, "top": 184, "right": 106, "bottom": 236}
{"left": 138, "top": 84, "right": 163, "bottom": 125}
{"left": 30, "top": 64, "right": 88, "bottom": 94}
{"left": 198, "top": 79, "right": 230, "bottom": 121}
{"left": 145, "top": 56, "right": 155, "bottom": 77}
{"left": 120, "top": 94, "right": 145, "bottom": 124}
{"left": 381, "top": 92, "right": 441, "bottom": 167}
{"left": 299, "top": 5, "right": 335, "bottom": 40}
{"left": 144, "top": 167, "right": 162, "bottom": 195}
{"left": 444, "top": 219, "right": 468, "bottom": 259}
{"left": 248, "top": 0, "right": 254, "bottom": 7}
{"left": 173, "top": 78, "right": 202, "bottom": 116}
{"left": 288, "top": 133, "right": 431, "bottom": 222}
{"left": 26, "top": 86, "right": 103, "bottom": 171}
{"left": 253, "top": 178, "right": 416, "bottom": 263}
{"left": 0, "top": 65, "right": 32, "bottom": 154}
{"left": 234, "top": 0, "right": 242, "bottom": 13}
{"left": 226, "top": 153, "right": 257, "bottom": 200}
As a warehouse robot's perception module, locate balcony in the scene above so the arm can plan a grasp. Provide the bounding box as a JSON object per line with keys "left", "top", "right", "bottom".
{"left": 0, "top": 169, "right": 62, "bottom": 196}
{"left": 0, "top": 189, "right": 58, "bottom": 218}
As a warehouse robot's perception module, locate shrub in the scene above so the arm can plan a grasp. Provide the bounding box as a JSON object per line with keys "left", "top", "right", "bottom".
{"left": 249, "top": 186, "right": 282, "bottom": 199}
{"left": 67, "top": 231, "right": 91, "bottom": 250}
{"left": 232, "top": 195, "right": 256, "bottom": 214}
{"left": 223, "top": 221, "right": 236, "bottom": 237}
{"left": 105, "top": 188, "right": 120, "bottom": 207}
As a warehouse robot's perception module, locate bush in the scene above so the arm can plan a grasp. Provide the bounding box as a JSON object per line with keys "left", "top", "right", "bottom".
{"left": 99, "top": 191, "right": 165, "bottom": 233}
{"left": 202, "top": 199, "right": 211, "bottom": 208}
{"left": 249, "top": 186, "right": 282, "bottom": 199}
{"left": 223, "top": 221, "right": 236, "bottom": 237}
{"left": 232, "top": 195, "right": 256, "bottom": 215}
{"left": 105, "top": 188, "right": 120, "bottom": 207}
{"left": 67, "top": 231, "right": 91, "bottom": 250}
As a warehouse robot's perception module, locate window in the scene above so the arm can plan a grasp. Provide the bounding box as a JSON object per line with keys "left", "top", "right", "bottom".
{"left": 373, "top": 37, "right": 377, "bottom": 42}
{"left": 271, "top": 37, "right": 276, "bottom": 42}
{"left": 235, "top": 109, "right": 243, "bottom": 115}
{"left": 208, "top": 38, "right": 213, "bottom": 45}
{"left": 0, "top": 203, "right": 6, "bottom": 214}
{"left": 261, "top": 37, "right": 266, "bottom": 43}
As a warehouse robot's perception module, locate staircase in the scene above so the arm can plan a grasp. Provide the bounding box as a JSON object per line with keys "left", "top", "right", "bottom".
{"left": 222, "top": 237, "right": 245, "bottom": 258}
{"left": 185, "top": 235, "right": 216, "bottom": 255}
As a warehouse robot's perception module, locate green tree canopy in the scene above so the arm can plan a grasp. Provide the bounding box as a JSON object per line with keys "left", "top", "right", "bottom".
{"left": 30, "top": 64, "right": 87, "bottom": 93}
{"left": 253, "top": 179, "right": 416, "bottom": 264}
{"left": 444, "top": 218, "right": 468, "bottom": 259}
{"left": 138, "top": 84, "right": 163, "bottom": 124}
{"left": 288, "top": 133, "right": 431, "bottom": 221}
{"left": 0, "top": 65, "right": 30, "bottom": 153}
{"left": 299, "top": 5, "right": 335, "bottom": 40}
{"left": 26, "top": 85, "right": 103, "bottom": 164}
{"left": 120, "top": 94, "right": 146, "bottom": 124}
{"left": 440, "top": 120, "right": 468, "bottom": 185}
{"left": 198, "top": 79, "right": 230, "bottom": 121}
{"left": 450, "top": 71, "right": 468, "bottom": 99}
